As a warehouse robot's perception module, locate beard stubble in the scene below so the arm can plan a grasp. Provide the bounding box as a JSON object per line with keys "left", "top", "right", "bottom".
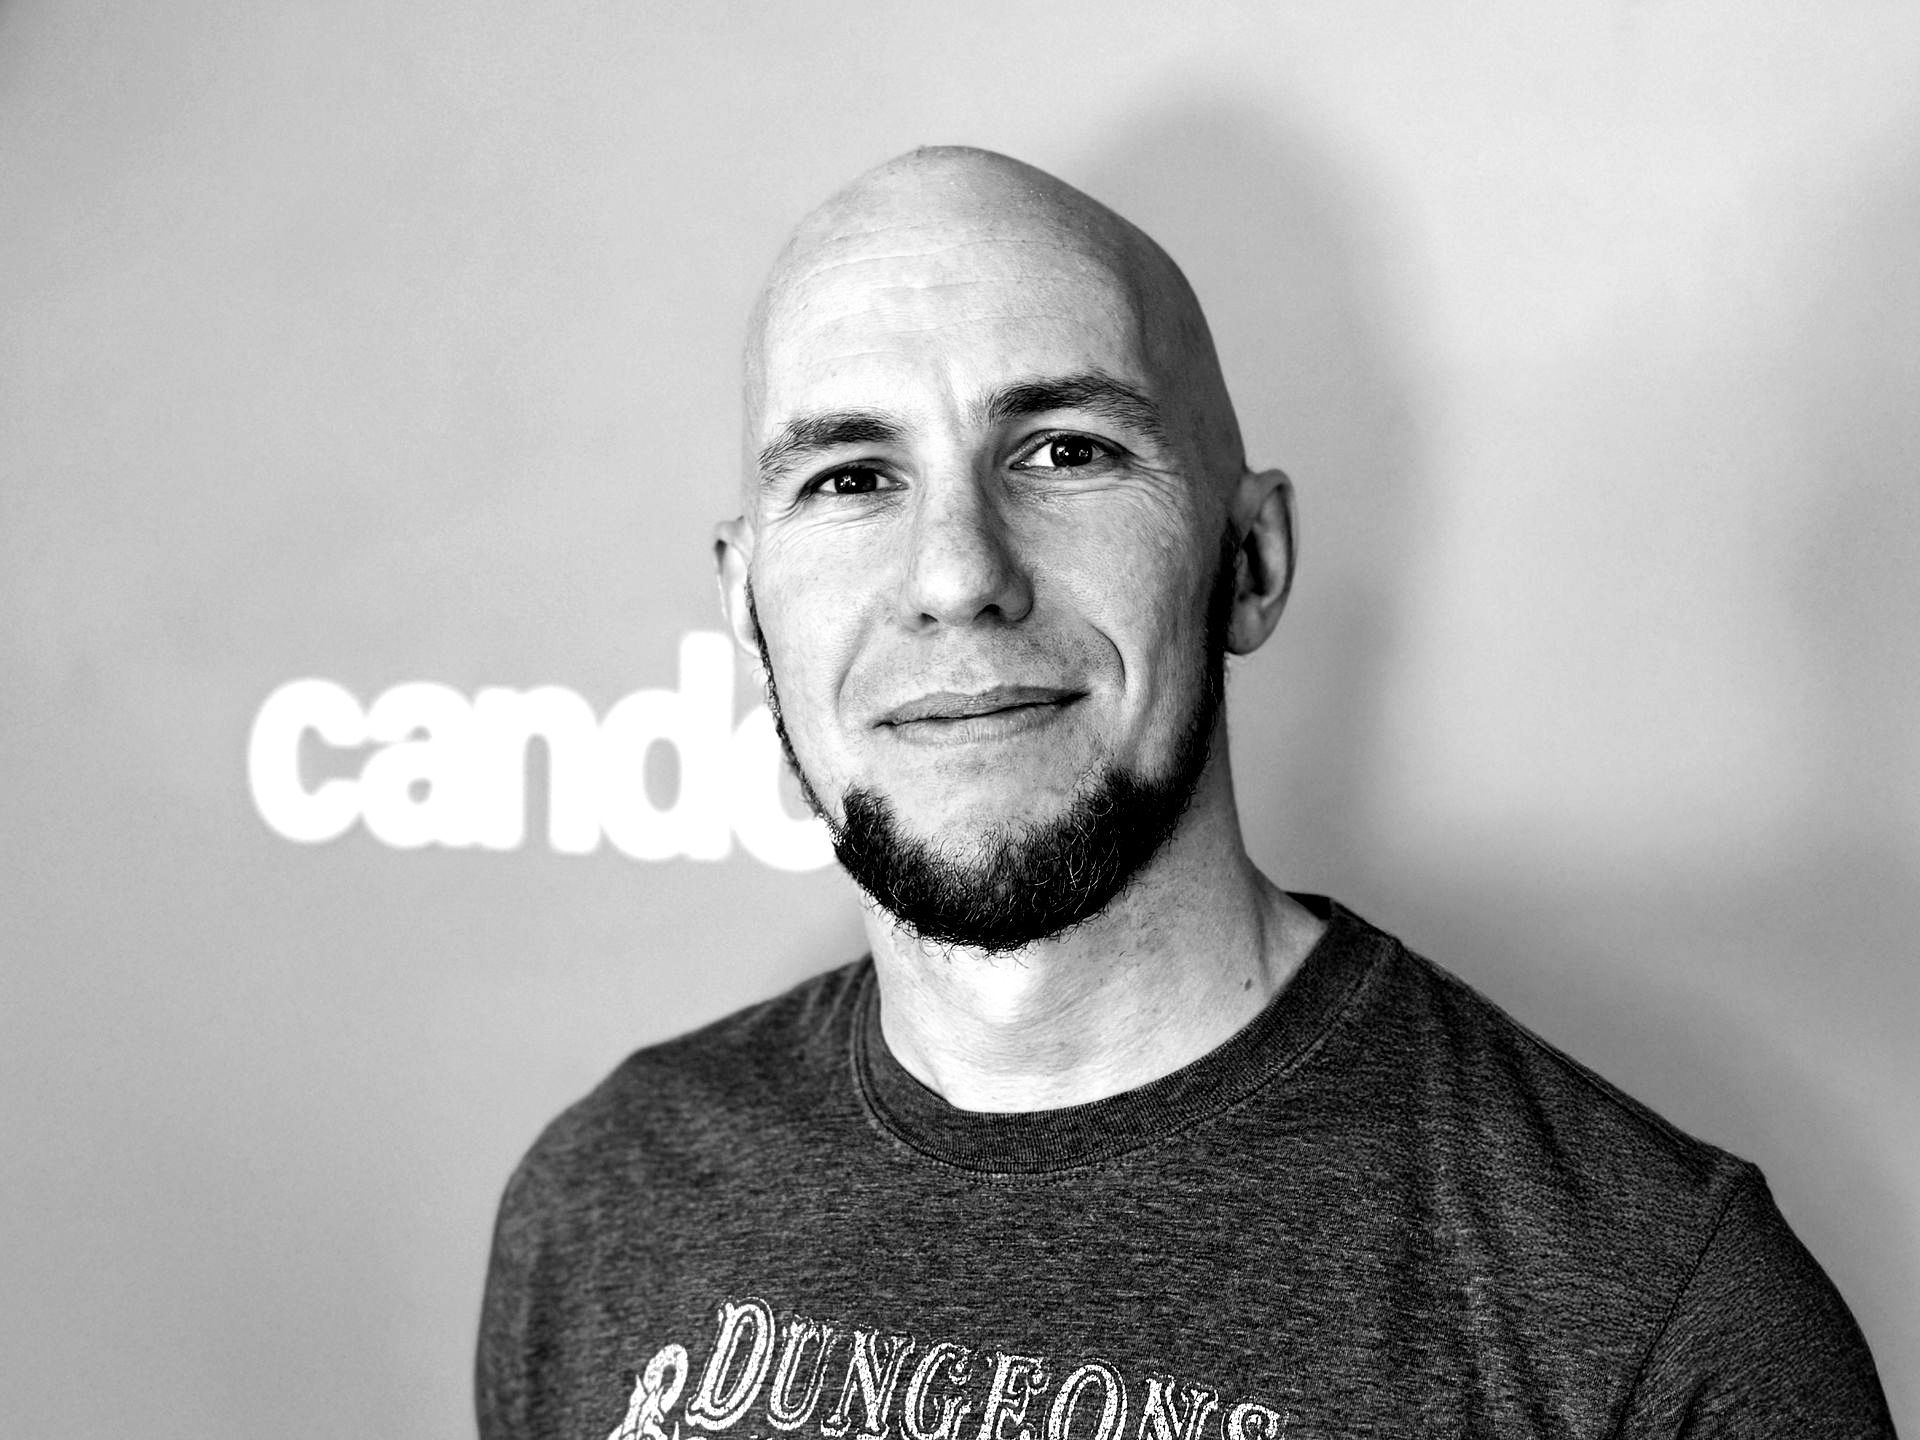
{"left": 748, "top": 529, "right": 1236, "bottom": 953}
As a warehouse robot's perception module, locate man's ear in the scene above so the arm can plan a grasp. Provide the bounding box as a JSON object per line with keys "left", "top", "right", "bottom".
{"left": 713, "top": 516, "right": 759, "bottom": 661}
{"left": 1228, "top": 467, "right": 1296, "bottom": 656}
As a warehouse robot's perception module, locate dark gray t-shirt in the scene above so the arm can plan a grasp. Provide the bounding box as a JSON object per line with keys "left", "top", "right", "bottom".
{"left": 477, "top": 898, "right": 1892, "bottom": 1438}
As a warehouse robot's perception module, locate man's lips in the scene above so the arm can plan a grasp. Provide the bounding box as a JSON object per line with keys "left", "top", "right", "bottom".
{"left": 879, "top": 686, "right": 1083, "bottom": 727}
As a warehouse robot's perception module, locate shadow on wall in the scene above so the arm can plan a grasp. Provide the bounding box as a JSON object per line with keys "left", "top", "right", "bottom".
{"left": 1077, "top": 92, "right": 1421, "bottom": 901}
{"left": 1775, "top": 147, "right": 1920, "bottom": 1401}
{"left": 1350, "top": 135, "right": 1917, "bottom": 1402}
{"left": 1470, "top": 149, "right": 1920, "bottom": 1401}
{"left": 1794, "top": 154, "right": 1920, "bottom": 912}
{"left": 1077, "top": 87, "right": 1917, "bottom": 1403}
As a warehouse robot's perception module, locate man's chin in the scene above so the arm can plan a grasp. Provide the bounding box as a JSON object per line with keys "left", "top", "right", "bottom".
{"left": 823, "top": 757, "right": 1203, "bottom": 955}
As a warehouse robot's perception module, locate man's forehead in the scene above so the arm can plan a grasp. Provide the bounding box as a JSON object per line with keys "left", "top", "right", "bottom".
{"left": 754, "top": 221, "right": 1158, "bottom": 428}
{"left": 739, "top": 147, "right": 1246, "bottom": 493}
{"left": 763, "top": 274, "right": 1147, "bottom": 409}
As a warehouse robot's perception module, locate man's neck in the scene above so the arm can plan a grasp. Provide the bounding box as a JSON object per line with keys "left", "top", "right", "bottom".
{"left": 862, "top": 783, "right": 1327, "bottom": 1113}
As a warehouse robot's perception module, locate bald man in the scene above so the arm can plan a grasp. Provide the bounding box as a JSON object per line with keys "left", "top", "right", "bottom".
{"left": 477, "top": 150, "right": 1890, "bottom": 1439}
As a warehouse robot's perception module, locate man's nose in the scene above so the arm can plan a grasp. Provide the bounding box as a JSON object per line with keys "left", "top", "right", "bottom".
{"left": 895, "top": 477, "right": 1034, "bottom": 629}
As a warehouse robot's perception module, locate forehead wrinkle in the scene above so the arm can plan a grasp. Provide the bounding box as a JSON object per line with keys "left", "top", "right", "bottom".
{"left": 770, "top": 268, "right": 1144, "bottom": 369}
{"left": 773, "top": 263, "right": 1117, "bottom": 336}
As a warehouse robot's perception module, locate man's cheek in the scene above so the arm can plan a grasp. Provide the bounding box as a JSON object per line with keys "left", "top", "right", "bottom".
{"left": 777, "top": 654, "right": 861, "bottom": 811}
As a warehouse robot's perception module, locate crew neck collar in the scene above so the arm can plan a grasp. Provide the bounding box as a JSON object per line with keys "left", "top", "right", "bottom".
{"left": 850, "top": 895, "right": 1388, "bottom": 1174}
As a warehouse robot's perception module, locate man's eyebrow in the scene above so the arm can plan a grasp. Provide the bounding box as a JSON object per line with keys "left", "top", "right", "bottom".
{"left": 757, "top": 411, "right": 908, "bottom": 487}
{"left": 980, "top": 372, "right": 1169, "bottom": 447}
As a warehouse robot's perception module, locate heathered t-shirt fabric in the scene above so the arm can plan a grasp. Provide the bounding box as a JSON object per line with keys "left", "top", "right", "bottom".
{"left": 477, "top": 897, "right": 1893, "bottom": 1439}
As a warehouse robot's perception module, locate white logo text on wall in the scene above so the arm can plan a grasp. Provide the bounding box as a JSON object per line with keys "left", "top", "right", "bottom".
{"left": 248, "top": 632, "right": 831, "bottom": 872}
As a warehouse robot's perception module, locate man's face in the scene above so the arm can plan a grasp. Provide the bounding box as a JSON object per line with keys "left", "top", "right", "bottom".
{"left": 733, "top": 207, "right": 1234, "bottom": 933}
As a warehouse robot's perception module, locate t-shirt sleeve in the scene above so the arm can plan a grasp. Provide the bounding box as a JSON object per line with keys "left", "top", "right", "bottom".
{"left": 475, "top": 1153, "right": 554, "bottom": 1440}
{"left": 1614, "top": 1167, "right": 1895, "bottom": 1438}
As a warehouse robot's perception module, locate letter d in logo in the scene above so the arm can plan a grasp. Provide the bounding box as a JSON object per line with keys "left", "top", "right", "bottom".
{"left": 598, "top": 634, "right": 737, "bottom": 861}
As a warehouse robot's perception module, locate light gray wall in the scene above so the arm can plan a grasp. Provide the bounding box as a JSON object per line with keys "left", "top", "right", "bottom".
{"left": 2, "top": 2, "right": 1914, "bottom": 1435}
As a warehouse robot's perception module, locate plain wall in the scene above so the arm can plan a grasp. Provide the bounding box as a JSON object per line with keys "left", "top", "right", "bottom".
{"left": 2, "top": 2, "right": 1914, "bottom": 1435}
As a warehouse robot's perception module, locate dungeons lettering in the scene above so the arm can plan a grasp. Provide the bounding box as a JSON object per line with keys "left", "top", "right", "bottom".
{"left": 607, "top": 1298, "right": 1291, "bottom": 1440}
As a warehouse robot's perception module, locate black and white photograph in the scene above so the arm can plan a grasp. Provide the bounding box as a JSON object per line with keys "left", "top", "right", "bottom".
{"left": 2, "top": 3, "right": 1913, "bottom": 1435}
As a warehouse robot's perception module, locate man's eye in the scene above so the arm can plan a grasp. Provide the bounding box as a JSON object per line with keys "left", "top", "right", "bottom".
{"left": 1020, "top": 435, "right": 1107, "bottom": 470}
{"left": 810, "top": 465, "right": 888, "bottom": 496}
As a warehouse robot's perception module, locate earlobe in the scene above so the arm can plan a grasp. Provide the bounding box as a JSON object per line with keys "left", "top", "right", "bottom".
{"left": 713, "top": 517, "right": 760, "bottom": 660}
{"left": 1228, "top": 468, "right": 1296, "bottom": 655}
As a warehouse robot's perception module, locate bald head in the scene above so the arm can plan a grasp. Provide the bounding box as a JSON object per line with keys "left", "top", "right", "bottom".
{"left": 713, "top": 147, "right": 1301, "bottom": 939}
{"left": 741, "top": 146, "right": 1246, "bottom": 510}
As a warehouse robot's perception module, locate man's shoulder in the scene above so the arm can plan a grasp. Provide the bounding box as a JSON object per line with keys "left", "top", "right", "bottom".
{"left": 607, "top": 956, "right": 870, "bottom": 1106}
{"left": 1341, "top": 905, "right": 1752, "bottom": 1248}
{"left": 1371, "top": 933, "right": 1892, "bottom": 1428}
{"left": 496, "top": 959, "right": 870, "bottom": 1218}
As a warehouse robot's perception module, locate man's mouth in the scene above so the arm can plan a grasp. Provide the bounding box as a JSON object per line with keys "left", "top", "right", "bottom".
{"left": 878, "top": 686, "right": 1084, "bottom": 742}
